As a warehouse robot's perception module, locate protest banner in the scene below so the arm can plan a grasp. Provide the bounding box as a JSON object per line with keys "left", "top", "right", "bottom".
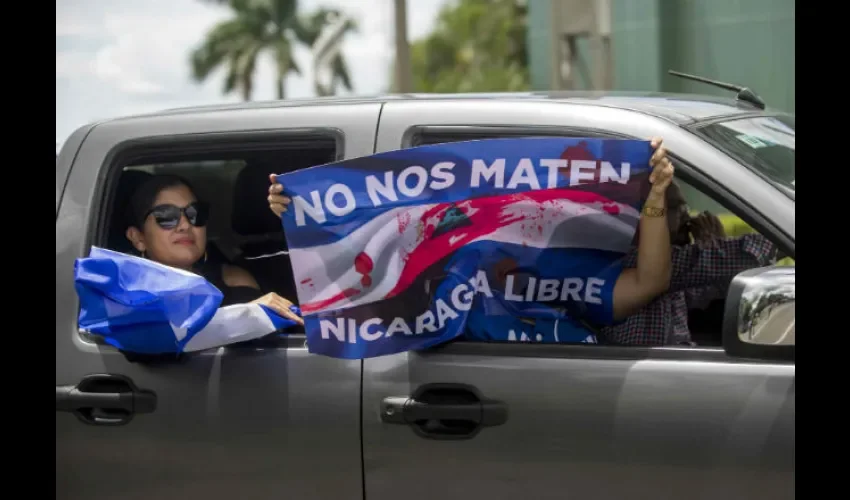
{"left": 278, "top": 137, "right": 652, "bottom": 359}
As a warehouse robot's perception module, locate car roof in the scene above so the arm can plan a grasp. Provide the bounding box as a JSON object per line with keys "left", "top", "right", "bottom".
{"left": 140, "top": 91, "right": 785, "bottom": 126}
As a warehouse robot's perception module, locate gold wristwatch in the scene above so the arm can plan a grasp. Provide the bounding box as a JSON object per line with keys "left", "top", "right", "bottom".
{"left": 642, "top": 205, "right": 666, "bottom": 217}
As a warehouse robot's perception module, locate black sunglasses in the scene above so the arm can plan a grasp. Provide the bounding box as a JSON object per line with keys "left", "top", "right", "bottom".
{"left": 144, "top": 202, "right": 210, "bottom": 229}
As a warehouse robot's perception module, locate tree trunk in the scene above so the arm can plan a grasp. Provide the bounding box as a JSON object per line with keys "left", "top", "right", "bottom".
{"left": 277, "top": 75, "right": 285, "bottom": 100}
{"left": 393, "top": 0, "right": 412, "bottom": 93}
{"left": 241, "top": 80, "right": 253, "bottom": 101}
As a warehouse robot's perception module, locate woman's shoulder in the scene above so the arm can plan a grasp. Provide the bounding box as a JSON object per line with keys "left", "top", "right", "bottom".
{"left": 221, "top": 263, "right": 260, "bottom": 289}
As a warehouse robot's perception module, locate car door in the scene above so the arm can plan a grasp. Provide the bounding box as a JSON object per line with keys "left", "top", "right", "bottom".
{"left": 361, "top": 100, "right": 795, "bottom": 500}
{"left": 56, "top": 103, "right": 381, "bottom": 500}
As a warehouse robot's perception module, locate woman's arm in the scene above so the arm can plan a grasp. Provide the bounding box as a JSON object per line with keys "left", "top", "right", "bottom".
{"left": 611, "top": 138, "right": 674, "bottom": 321}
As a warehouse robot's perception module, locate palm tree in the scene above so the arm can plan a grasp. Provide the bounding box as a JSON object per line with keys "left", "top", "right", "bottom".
{"left": 191, "top": 0, "right": 354, "bottom": 100}
{"left": 298, "top": 8, "right": 357, "bottom": 96}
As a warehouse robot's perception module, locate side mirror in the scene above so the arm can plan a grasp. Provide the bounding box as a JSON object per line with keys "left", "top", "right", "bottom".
{"left": 722, "top": 265, "right": 794, "bottom": 362}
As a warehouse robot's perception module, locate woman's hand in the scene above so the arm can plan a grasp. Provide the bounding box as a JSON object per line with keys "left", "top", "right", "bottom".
{"left": 648, "top": 137, "right": 674, "bottom": 198}
{"left": 268, "top": 174, "right": 292, "bottom": 218}
{"left": 250, "top": 292, "right": 304, "bottom": 325}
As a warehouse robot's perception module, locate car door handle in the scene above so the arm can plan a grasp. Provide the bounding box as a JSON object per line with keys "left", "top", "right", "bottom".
{"left": 380, "top": 383, "right": 508, "bottom": 440}
{"left": 56, "top": 374, "right": 156, "bottom": 426}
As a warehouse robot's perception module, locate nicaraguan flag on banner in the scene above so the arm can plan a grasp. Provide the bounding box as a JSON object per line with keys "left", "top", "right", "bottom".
{"left": 276, "top": 137, "right": 653, "bottom": 359}
{"left": 75, "top": 247, "right": 300, "bottom": 354}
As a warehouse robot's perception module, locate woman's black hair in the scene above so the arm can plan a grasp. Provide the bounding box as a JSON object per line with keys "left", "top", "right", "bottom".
{"left": 127, "top": 174, "right": 200, "bottom": 229}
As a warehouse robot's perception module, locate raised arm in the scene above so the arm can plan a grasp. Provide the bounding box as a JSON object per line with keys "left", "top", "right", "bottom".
{"left": 611, "top": 138, "right": 674, "bottom": 321}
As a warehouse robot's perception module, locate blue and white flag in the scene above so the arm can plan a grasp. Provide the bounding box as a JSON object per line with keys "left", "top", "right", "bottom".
{"left": 75, "top": 247, "right": 300, "bottom": 354}
{"left": 277, "top": 137, "right": 653, "bottom": 359}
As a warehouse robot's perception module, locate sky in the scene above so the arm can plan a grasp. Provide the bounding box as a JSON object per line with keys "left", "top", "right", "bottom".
{"left": 56, "top": 0, "right": 449, "bottom": 147}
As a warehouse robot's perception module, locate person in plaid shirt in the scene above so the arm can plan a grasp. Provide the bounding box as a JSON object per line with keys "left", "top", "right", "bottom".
{"left": 598, "top": 181, "right": 778, "bottom": 346}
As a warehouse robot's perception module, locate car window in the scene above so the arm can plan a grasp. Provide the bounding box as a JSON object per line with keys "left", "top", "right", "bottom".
{"left": 407, "top": 129, "right": 790, "bottom": 349}
{"left": 101, "top": 139, "right": 338, "bottom": 310}
{"left": 693, "top": 115, "right": 795, "bottom": 192}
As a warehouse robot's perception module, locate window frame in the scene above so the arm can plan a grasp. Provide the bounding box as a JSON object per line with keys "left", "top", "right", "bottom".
{"left": 80, "top": 128, "right": 344, "bottom": 349}
{"left": 404, "top": 124, "right": 631, "bottom": 147}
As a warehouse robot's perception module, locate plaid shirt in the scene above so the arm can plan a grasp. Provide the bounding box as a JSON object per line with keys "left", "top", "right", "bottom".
{"left": 599, "top": 234, "right": 777, "bottom": 346}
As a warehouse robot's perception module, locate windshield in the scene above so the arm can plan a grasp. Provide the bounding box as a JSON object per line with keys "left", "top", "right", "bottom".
{"left": 694, "top": 115, "right": 795, "bottom": 192}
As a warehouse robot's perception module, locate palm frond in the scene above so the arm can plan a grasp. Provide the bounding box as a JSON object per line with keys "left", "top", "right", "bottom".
{"left": 190, "top": 18, "right": 254, "bottom": 81}
{"left": 191, "top": 0, "right": 356, "bottom": 99}
{"left": 331, "top": 54, "right": 352, "bottom": 90}
{"left": 273, "top": 37, "right": 301, "bottom": 76}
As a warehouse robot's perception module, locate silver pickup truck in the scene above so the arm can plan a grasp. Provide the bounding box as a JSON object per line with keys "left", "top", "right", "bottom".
{"left": 56, "top": 91, "right": 794, "bottom": 500}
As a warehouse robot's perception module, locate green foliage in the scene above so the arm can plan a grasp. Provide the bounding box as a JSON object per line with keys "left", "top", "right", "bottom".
{"left": 716, "top": 213, "right": 756, "bottom": 238}
{"left": 191, "top": 0, "right": 355, "bottom": 100}
{"left": 409, "top": 0, "right": 530, "bottom": 93}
